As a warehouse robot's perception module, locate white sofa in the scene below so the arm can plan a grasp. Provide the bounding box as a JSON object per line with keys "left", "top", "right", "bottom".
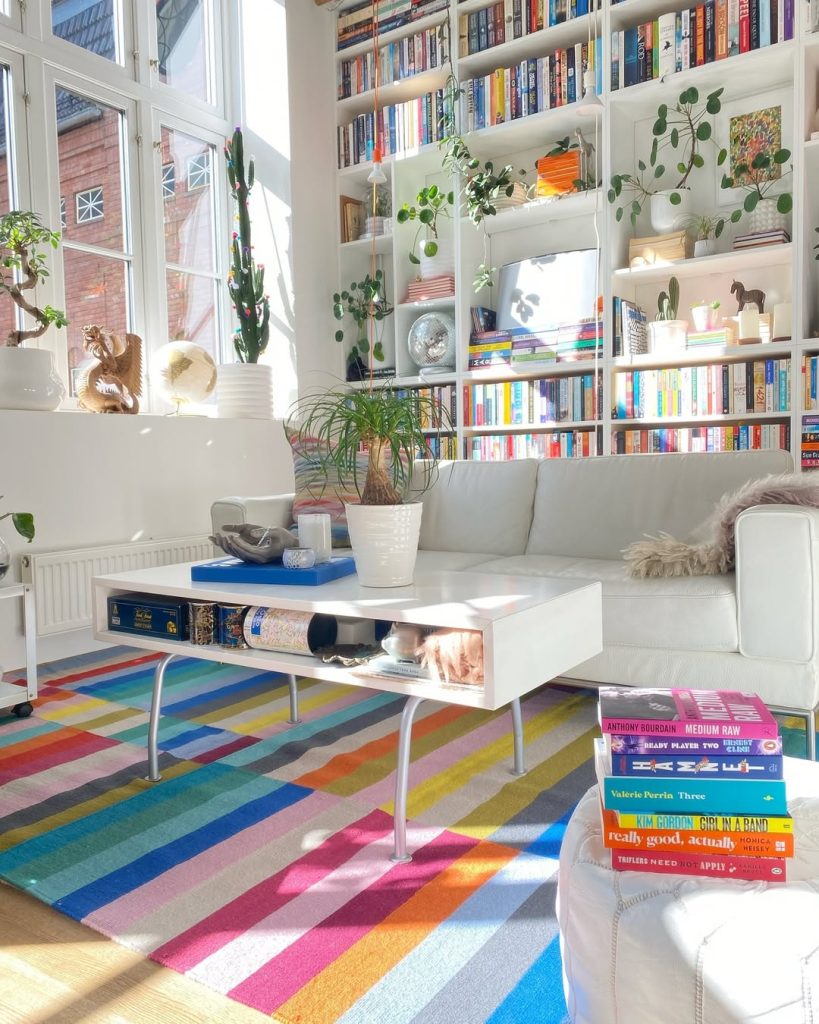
{"left": 212, "top": 448, "right": 819, "bottom": 755}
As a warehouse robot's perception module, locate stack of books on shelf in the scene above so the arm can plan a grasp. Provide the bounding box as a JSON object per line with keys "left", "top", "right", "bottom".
{"left": 802, "top": 415, "right": 819, "bottom": 470}
{"left": 338, "top": 23, "right": 448, "bottom": 99}
{"left": 469, "top": 330, "right": 513, "bottom": 369}
{"left": 733, "top": 228, "right": 790, "bottom": 251}
{"left": 686, "top": 325, "right": 737, "bottom": 347}
{"left": 612, "top": 298, "right": 648, "bottom": 356}
{"left": 610, "top": 0, "right": 794, "bottom": 92}
{"left": 470, "top": 429, "right": 598, "bottom": 460}
{"left": 595, "top": 687, "right": 792, "bottom": 882}
{"left": 469, "top": 322, "right": 604, "bottom": 370}
{"left": 628, "top": 231, "right": 691, "bottom": 268}
{"left": 336, "top": 0, "right": 449, "bottom": 51}
{"left": 471, "top": 306, "right": 497, "bottom": 334}
{"left": 404, "top": 275, "right": 455, "bottom": 302}
{"left": 458, "top": 0, "right": 595, "bottom": 59}
{"left": 338, "top": 86, "right": 449, "bottom": 168}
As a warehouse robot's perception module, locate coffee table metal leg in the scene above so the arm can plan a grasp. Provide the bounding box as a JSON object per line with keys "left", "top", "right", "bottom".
{"left": 146, "top": 653, "right": 177, "bottom": 782}
{"left": 286, "top": 673, "right": 300, "bottom": 724}
{"left": 510, "top": 697, "right": 526, "bottom": 776}
{"left": 392, "top": 694, "right": 425, "bottom": 864}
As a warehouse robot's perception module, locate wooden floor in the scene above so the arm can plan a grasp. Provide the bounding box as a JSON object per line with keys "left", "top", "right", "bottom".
{"left": 0, "top": 883, "right": 269, "bottom": 1024}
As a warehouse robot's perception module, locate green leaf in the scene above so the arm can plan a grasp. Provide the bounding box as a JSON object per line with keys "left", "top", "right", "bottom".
{"left": 677, "top": 161, "right": 686, "bottom": 174}
{"left": 427, "top": 184, "right": 439, "bottom": 198}
{"left": 637, "top": 159, "right": 646, "bottom": 172}
{"left": 422, "top": 239, "right": 438, "bottom": 257}
{"left": 777, "top": 192, "right": 793, "bottom": 213}
{"left": 696, "top": 122, "right": 711, "bottom": 141}
{"left": 692, "top": 153, "right": 705, "bottom": 168}
{"left": 744, "top": 192, "right": 759, "bottom": 212}
{"left": 652, "top": 118, "right": 666, "bottom": 136}
{"left": 607, "top": 188, "right": 616, "bottom": 203}
{"left": 686, "top": 86, "right": 699, "bottom": 104}
{"left": 669, "top": 192, "right": 682, "bottom": 205}
{"left": 650, "top": 138, "right": 659, "bottom": 164}
{"left": 419, "top": 208, "right": 434, "bottom": 224}
{"left": 705, "top": 94, "right": 721, "bottom": 114}
{"left": 658, "top": 103, "right": 668, "bottom": 119}
{"left": 751, "top": 152, "right": 768, "bottom": 170}
{"left": 11, "top": 513, "right": 34, "bottom": 542}
{"left": 717, "top": 148, "right": 727, "bottom": 165}
{"left": 654, "top": 164, "right": 665, "bottom": 178}
{"left": 670, "top": 128, "right": 679, "bottom": 148}
{"left": 334, "top": 329, "right": 344, "bottom": 342}
{"left": 730, "top": 209, "right": 742, "bottom": 222}
{"left": 774, "top": 148, "right": 790, "bottom": 164}
{"left": 615, "top": 207, "right": 624, "bottom": 222}
{"left": 396, "top": 209, "right": 410, "bottom": 223}
{"left": 409, "top": 252, "right": 420, "bottom": 264}
{"left": 720, "top": 174, "right": 732, "bottom": 189}
{"left": 372, "top": 342, "right": 384, "bottom": 362}
{"left": 714, "top": 218, "right": 725, "bottom": 237}
{"left": 632, "top": 200, "right": 641, "bottom": 213}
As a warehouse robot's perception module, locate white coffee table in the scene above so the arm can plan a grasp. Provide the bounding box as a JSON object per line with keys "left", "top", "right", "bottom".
{"left": 92, "top": 557, "right": 602, "bottom": 860}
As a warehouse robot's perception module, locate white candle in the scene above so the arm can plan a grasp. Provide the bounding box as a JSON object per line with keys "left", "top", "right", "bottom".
{"left": 297, "top": 514, "right": 332, "bottom": 563}
{"left": 772, "top": 302, "right": 792, "bottom": 341}
{"left": 738, "top": 307, "right": 760, "bottom": 341}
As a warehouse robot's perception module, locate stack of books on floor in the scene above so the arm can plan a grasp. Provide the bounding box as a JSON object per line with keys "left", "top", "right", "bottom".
{"left": 732, "top": 228, "right": 790, "bottom": 250}
{"left": 595, "top": 687, "right": 792, "bottom": 881}
{"left": 404, "top": 275, "right": 455, "bottom": 302}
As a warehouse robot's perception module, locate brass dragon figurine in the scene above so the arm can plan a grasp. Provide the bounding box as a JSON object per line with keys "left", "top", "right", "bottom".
{"left": 76, "top": 324, "right": 142, "bottom": 414}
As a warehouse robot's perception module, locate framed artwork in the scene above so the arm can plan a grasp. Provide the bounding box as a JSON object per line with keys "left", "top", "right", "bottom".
{"left": 715, "top": 89, "right": 793, "bottom": 208}
{"left": 339, "top": 195, "right": 364, "bottom": 243}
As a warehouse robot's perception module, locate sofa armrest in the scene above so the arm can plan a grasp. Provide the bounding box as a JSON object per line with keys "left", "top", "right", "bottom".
{"left": 735, "top": 505, "right": 819, "bottom": 662}
{"left": 211, "top": 494, "right": 295, "bottom": 534}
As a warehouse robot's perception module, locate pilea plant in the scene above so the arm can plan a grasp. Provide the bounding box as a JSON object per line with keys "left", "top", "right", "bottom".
{"left": 396, "top": 184, "right": 454, "bottom": 264}
{"left": 332, "top": 269, "right": 394, "bottom": 368}
{"left": 609, "top": 86, "right": 727, "bottom": 226}
{"left": 656, "top": 277, "right": 680, "bottom": 321}
{"left": 720, "top": 146, "right": 792, "bottom": 225}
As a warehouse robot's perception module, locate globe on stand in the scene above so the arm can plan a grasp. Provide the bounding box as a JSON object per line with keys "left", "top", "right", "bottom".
{"left": 151, "top": 341, "right": 217, "bottom": 415}
{"left": 407, "top": 312, "right": 456, "bottom": 370}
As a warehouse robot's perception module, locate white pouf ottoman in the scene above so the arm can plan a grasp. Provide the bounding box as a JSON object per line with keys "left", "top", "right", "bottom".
{"left": 557, "top": 756, "right": 819, "bottom": 1024}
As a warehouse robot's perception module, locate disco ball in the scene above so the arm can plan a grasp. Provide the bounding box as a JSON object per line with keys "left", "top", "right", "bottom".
{"left": 407, "top": 312, "right": 456, "bottom": 369}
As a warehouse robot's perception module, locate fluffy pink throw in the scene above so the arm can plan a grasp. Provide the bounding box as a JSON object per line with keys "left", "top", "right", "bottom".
{"left": 624, "top": 472, "right": 819, "bottom": 577}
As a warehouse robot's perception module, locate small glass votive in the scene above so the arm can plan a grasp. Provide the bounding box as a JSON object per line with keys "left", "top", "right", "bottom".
{"left": 283, "top": 546, "right": 316, "bottom": 569}
{"left": 297, "top": 513, "right": 332, "bottom": 563}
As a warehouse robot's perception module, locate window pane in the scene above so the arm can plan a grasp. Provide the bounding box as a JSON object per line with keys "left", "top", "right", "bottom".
{"left": 62, "top": 249, "right": 130, "bottom": 395}
{"left": 162, "top": 127, "right": 216, "bottom": 273}
{"left": 0, "top": 66, "right": 12, "bottom": 214}
{"left": 156, "top": 0, "right": 212, "bottom": 103}
{"left": 166, "top": 270, "right": 218, "bottom": 362}
{"left": 52, "top": 0, "right": 119, "bottom": 63}
{"left": 56, "top": 88, "right": 126, "bottom": 250}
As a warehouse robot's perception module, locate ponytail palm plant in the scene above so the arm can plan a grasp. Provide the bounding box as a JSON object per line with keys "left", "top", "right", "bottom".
{"left": 286, "top": 385, "right": 450, "bottom": 506}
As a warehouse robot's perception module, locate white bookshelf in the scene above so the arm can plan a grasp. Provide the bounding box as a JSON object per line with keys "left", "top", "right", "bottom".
{"left": 329, "top": 0, "right": 818, "bottom": 465}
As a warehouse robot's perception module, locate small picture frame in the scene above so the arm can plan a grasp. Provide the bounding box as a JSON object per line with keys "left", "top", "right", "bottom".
{"left": 339, "top": 195, "right": 364, "bottom": 244}
{"left": 715, "top": 89, "right": 793, "bottom": 209}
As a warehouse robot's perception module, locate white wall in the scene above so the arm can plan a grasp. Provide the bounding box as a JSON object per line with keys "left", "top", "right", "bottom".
{"left": 0, "top": 409, "right": 293, "bottom": 670}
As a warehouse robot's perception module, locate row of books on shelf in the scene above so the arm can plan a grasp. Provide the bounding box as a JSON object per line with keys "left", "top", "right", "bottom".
{"left": 464, "top": 374, "right": 600, "bottom": 426}
{"left": 612, "top": 421, "right": 790, "bottom": 453}
{"left": 802, "top": 414, "right": 819, "bottom": 470}
{"left": 469, "top": 427, "right": 599, "bottom": 461}
{"left": 338, "top": 23, "right": 449, "bottom": 99}
{"left": 423, "top": 433, "right": 460, "bottom": 459}
{"left": 338, "top": 87, "right": 448, "bottom": 168}
{"left": 336, "top": 0, "right": 448, "bottom": 50}
{"left": 612, "top": 359, "right": 792, "bottom": 420}
{"left": 596, "top": 688, "right": 790, "bottom": 881}
{"left": 405, "top": 384, "right": 457, "bottom": 426}
{"left": 457, "top": 0, "right": 596, "bottom": 58}
{"left": 468, "top": 321, "right": 604, "bottom": 369}
{"left": 460, "top": 41, "right": 603, "bottom": 131}
{"left": 802, "top": 354, "right": 819, "bottom": 411}
{"left": 610, "top": 0, "right": 793, "bottom": 91}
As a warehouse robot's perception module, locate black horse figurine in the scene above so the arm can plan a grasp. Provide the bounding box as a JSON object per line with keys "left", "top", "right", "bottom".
{"left": 731, "top": 280, "right": 766, "bottom": 313}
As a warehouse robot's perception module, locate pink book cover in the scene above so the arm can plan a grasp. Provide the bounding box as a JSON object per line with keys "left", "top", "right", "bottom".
{"left": 611, "top": 848, "right": 786, "bottom": 882}
{"left": 598, "top": 688, "right": 779, "bottom": 739}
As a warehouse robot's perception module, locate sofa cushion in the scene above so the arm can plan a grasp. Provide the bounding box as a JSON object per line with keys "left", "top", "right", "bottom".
{"left": 470, "top": 554, "right": 738, "bottom": 653}
{"left": 527, "top": 449, "right": 794, "bottom": 560}
{"left": 417, "top": 459, "right": 539, "bottom": 555}
{"left": 289, "top": 436, "right": 369, "bottom": 546}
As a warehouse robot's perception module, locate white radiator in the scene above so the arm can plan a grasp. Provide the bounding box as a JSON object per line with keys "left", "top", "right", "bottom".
{"left": 21, "top": 535, "right": 214, "bottom": 636}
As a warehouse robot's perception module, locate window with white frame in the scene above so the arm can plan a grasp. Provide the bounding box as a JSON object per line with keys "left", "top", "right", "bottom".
{"left": 186, "top": 152, "right": 210, "bottom": 190}
{"left": 75, "top": 185, "right": 104, "bottom": 223}
{"left": 4, "top": 0, "right": 228, "bottom": 408}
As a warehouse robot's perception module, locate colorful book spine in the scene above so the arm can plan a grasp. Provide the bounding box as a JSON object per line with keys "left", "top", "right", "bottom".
{"left": 600, "top": 775, "right": 788, "bottom": 814}
{"left": 608, "top": 735, "right": 783, "bottom": 755}
{"left": 608, "top": 808, "right": 793, "bottom": 833}
{"left": 610, "top": 848, "right": 787, "bottom": 881}
{"left": 609, "top": 753, "right": 783, "bottom": 777}
{"left": 598, "top": 688, "right": 780, "bottom": 739}
{"left": 601, "top": 809, "right": 794, "bottom": 857}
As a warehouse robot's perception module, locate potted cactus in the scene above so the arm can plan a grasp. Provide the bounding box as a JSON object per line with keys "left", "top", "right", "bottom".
{"left": 649, "top": 276, "right": 688, "bottom": 352}
{"left": 218, "top": 127, "right": 273, "bottom": 419}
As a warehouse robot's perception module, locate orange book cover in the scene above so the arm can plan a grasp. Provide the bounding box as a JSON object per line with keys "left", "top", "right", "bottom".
{"left": 536, "top": 151, "right": 581, "bottom": 196}
{"left": 696, "top": 4, "right": 706, "bottom": 63}
{"left": 716, "top": 0, "right": 729, "bottom": 56}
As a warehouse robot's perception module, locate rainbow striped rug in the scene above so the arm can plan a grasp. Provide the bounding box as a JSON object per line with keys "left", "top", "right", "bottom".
{"left": 0, "top": 648, "right": 602, "bottom": 1022}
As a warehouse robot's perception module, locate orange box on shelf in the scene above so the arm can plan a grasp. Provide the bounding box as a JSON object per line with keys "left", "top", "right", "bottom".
{"left": 536, "top": 151, "right": 582, "bottom": 198}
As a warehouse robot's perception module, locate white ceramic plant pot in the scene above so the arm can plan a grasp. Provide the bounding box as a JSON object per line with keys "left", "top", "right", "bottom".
{"left": 693, "top": 238, "right": 717, "bottom": 257}
{"left": 216, "top": 361, "right": 273, "bottom": 419}
{"left": 649, "top": 189, "right": 692, "bottom": 233}
{"left": 419, "top": 237, "right": 454, "bottom": 281}
{"left": 0, "top": 347, "right": 65, "bottom": 411}
{"left": 344, "top": 501, "right": 423, "bottom": 587}
{"left": 690, "top": 305, "right": 719, "bottom": 332}
{"left": 748, "top": 197, "right": 788, "bottom": 235}
{"left": 649, "top": 319, "right": 688, "bottom": 353}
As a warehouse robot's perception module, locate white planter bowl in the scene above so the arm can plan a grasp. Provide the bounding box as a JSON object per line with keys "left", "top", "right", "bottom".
{"left": 418, "top": 237, "right": 454, "bottom": 281}
{"left": 216, "top": 361, "right": 273, "bottom": 419}
{"left": 650, "top": 190, "right": 692, "bottom": 233}
{"left": 690, "top": 306, "right": 719, "bottom": 332}
{"left": 344, "top": 502, "right": 423, "bottom": 587}
{"left": 649, "top": 319, "right": 688, "bottom": 353}
{"left": 0, "top": 347, "right": 65, "bottom": 411}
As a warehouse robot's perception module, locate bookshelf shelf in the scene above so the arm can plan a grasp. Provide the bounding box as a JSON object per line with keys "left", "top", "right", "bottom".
{"left": 613, "top": 244, "right": 792, "bottom": 284}
{"left": 335, "top": 9, "right": 450, "bottom": 61}
{"left": 340, "top": 234, "right": 393, "bottom": 256}
{"left": 348, "top": 372, "right": 458, "bottom": 389}
{"left": 324, "top": 0, "right": 814, "bottom": 464}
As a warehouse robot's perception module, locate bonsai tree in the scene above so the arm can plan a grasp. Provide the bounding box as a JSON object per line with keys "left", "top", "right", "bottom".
{"left": 333, "top": 268, "right": 394, "bottom": 370}
{"left": 608, "top": 87, "right": 727, "bottom": 226}
{"left": 720, "top": 146, "right": 792, "bottom": 225}
{"left": 225, "top": 127, "right": 271, "bottom": 363}
{"left": 0, "top": 499, "right": 34, "bottom": 542}
{"left": 656, "top": 276, "right": 680, "bottom": 321}
{"left": 0, "top": 211, "right": 68, "bottom": 346}
{"left": 396, "top": 184, "right": 454, "bottom": 264}
{"left": 286, "top": 385, "right": 450, "bottom": 506}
